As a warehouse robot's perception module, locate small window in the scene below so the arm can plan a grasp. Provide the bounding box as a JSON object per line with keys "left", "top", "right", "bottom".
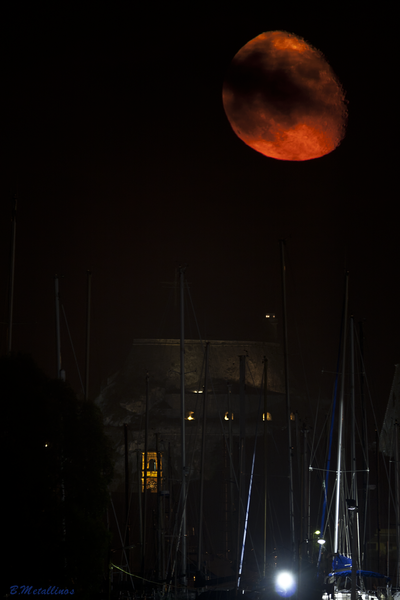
{"left": 142, "top": 452, "right": 162, "bottom": 492}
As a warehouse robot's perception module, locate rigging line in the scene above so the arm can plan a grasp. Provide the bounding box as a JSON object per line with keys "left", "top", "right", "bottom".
{"left": 237, "top": 376, "right": 263, "bottom": 588}
{"left": 185, "top": 279, "right": 204, "bottom": 346}
{"left": 309, "top": 374, "right": 336, "bottom": 466}
{"left": 110, "top": 563, "right": 181, "bottom": 587}
{"left": 165, "top": 476, "right": 185, "bottom": 581}
{"left": 169, "top": 470, "right": 192, "bottom": 585}
{"left": 311, "top": 467, "right": 369, "bottom": 474}
{"left": 269, "top": 490, "right": 283, "bottom": 549}
{"left": 309, "top": 401, "right": 331, "bottom": 474}
{"left": 61, "top": 303, "right": 84, "bottom": 395}
{"left": 158, "top": 283, "right": 175, "bottom": 339}
{"left": 110, "top": 497, "right": 136, "bottom": 593}
{"left": 386, "top": 456, "right": 392, "bottom": 578}
{"left": 284, "top": 246, "right": 314, "bottom": 420}
{"left": 168, "top": 373, "right": 205, "bottom": 584}
{"left": 210, "top": 376, "right": 240, "bottom": 494}
{"left": 361, "top": 365, "right": 398, "bottom": 513}
{"left": 317, "top": 271, "right": 348, "bottom": 571}
{"left": 210, "top": 368, "right": 262, "bottom": 575}
{"left": 354, "top": 410, "right": 369, "bottom": 467}
{"left": 356, "top": 336, "right": 383, "bottom": 437}
{"left": 362, "top": 463, "right": 370, "bottom": 560}
{"left": 309, "top": 388, "right": 321, "bottom": 467}
{"left": 243, "top": 351, "right": 257, "bottom": 389}
{"left": 354, "top": 324, "right": 371, "bottom": 552}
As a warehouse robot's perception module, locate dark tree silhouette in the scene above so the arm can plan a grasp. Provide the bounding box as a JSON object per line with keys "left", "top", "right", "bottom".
{"left": 1, "top": 353, "right": 114, "bottom": 598}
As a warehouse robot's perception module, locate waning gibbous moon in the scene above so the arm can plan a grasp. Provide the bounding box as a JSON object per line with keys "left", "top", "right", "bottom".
{"left": 222, "top": 31, "right": 348, "bottom": 161}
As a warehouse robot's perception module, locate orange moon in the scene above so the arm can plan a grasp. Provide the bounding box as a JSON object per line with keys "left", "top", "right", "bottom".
{"left": 222, "top": 31, "right": 347, "bottom": 161}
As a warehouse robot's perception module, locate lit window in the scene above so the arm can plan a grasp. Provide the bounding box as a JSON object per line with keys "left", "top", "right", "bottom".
{"left": 142, "top": 452, "right": 162, "bottom": 493}
{"left": 224, "top": 412, "right": 234, "bottom": 420}
{"left": 290, "top": 412, "right": 295, "bottom": 421}
{"left": 185, "top": 411, "right": 195, "bottom": 420}
{"left": 262, "top": 412, "right": 272, "bottom": 421}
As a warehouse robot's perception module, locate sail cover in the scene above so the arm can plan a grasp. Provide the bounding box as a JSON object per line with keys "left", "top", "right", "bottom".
{"left": 328, "top": 570, "right": 390, "bottom": 581}
{"left": 332, "top": 554, "right": 352, "bottom": 570}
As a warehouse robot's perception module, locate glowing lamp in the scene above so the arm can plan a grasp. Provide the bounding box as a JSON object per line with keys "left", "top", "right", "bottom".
{"left": 275, "top": 571, "right": 296, "bottom": 597}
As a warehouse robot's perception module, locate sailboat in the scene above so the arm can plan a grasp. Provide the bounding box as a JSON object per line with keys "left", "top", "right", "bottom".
{"left": 379, "top": 363, "right": 400, "bottom": 598}
{"left": 316, "top": 274, "right": 391, "bottom": 600}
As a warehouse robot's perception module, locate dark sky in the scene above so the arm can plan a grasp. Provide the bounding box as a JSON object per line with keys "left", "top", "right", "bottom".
{"left": 2, "top": 5, "right": 398, "bottom": 426}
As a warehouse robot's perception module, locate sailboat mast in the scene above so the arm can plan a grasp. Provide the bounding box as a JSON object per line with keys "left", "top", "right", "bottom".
{"left": 142, "top": 373, "right": 149, "bottom": 579}
{"left": 85, "top": 270, "right": 92, "bottom": 400}
{"left": 395, "top": 421, "right": 400, "bottom": 588}
{"left": 350, "top": 316, "right": 357, "bottom": 600}
{"left": 55, "top": 274, "right": 62, "bottom": 380}
{"left": 350, "top": 316, "right": 356, "bottom": 500}
{"left": 179, "top": 266, "right": 187, "bottom": 587}
{"left": 280, "top": 240, "right": 296, "bottom": 563}
{"left": 263, "top": 357, "right": 268, "bottom": 577}
{"left": 333, "top": 271, "right": 349, "bottom": 554}
{"left": 7, "top": 194, "right": 17, "bottom": 354}
{"left": 197, "top": 342, "right": 209, "bottom": 572}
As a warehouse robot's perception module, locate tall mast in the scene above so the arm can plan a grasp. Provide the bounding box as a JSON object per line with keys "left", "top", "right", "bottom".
{"left": 395, "top": 422, "right": 400, "bottom": 588}
{"left": 124, "top": 424, "right": 131, "bottom": 574}
{"left": 263, "top": 357, "right": 268, "bottom": 578}
{"left": 7, "top": 194, "right": 17, "bottom": 354}
{"left": 197, "top": 342, "right": 209, "bottom": 573}
{"left": 236, "top": 354, "right": 246, "bottom": 588}
{"left": 179, "top": 266, "right": 187, "bottom": 587}
{"left": 350, "top": 316, "right": 356, "bottom": 501}
{"left": 333, "top": 271, "right": 349, "bottom": 554}
{"left": 55, "top": 275, "right": 62, "bottom": 380}
{"left": 85, "top": 270, "right": 92, "bottom": 400}
{"left": 142, "top": 372, "right": 149, "bottom": 579}
{"left": 350, "top": 315, "right": 357, "bottom": 600}
{"left": 280, "top": 239, "right": 295, "bottom": 563}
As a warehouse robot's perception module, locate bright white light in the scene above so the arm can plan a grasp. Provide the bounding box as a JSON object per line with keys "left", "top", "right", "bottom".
{"left": 317, "top": 538, "right": 326, "bottom": 545}
{"left": 275, "top": 571, "right": 296, "bottom": 597}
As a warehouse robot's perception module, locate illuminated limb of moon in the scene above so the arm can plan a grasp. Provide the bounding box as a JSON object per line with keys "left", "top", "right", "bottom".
{"left": 222, "top": 31, "right": 347, "bottom": 161}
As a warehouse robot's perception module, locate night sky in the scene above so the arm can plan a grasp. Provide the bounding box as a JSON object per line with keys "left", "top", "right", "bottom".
{"left": 3, "top": 5, "right": 399, "bottom": 428}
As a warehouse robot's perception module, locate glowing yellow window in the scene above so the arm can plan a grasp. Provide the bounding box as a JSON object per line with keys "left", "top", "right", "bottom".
{"left": 142, "top": 452, "right": 162, "bottom": 493}
{"left": 262, "top": 412, "right": 272, "bottom": 421}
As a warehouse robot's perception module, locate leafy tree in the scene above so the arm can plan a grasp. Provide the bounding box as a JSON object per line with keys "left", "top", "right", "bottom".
{"left": 1, "top": 353, "right": 114, "bottom": 598}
